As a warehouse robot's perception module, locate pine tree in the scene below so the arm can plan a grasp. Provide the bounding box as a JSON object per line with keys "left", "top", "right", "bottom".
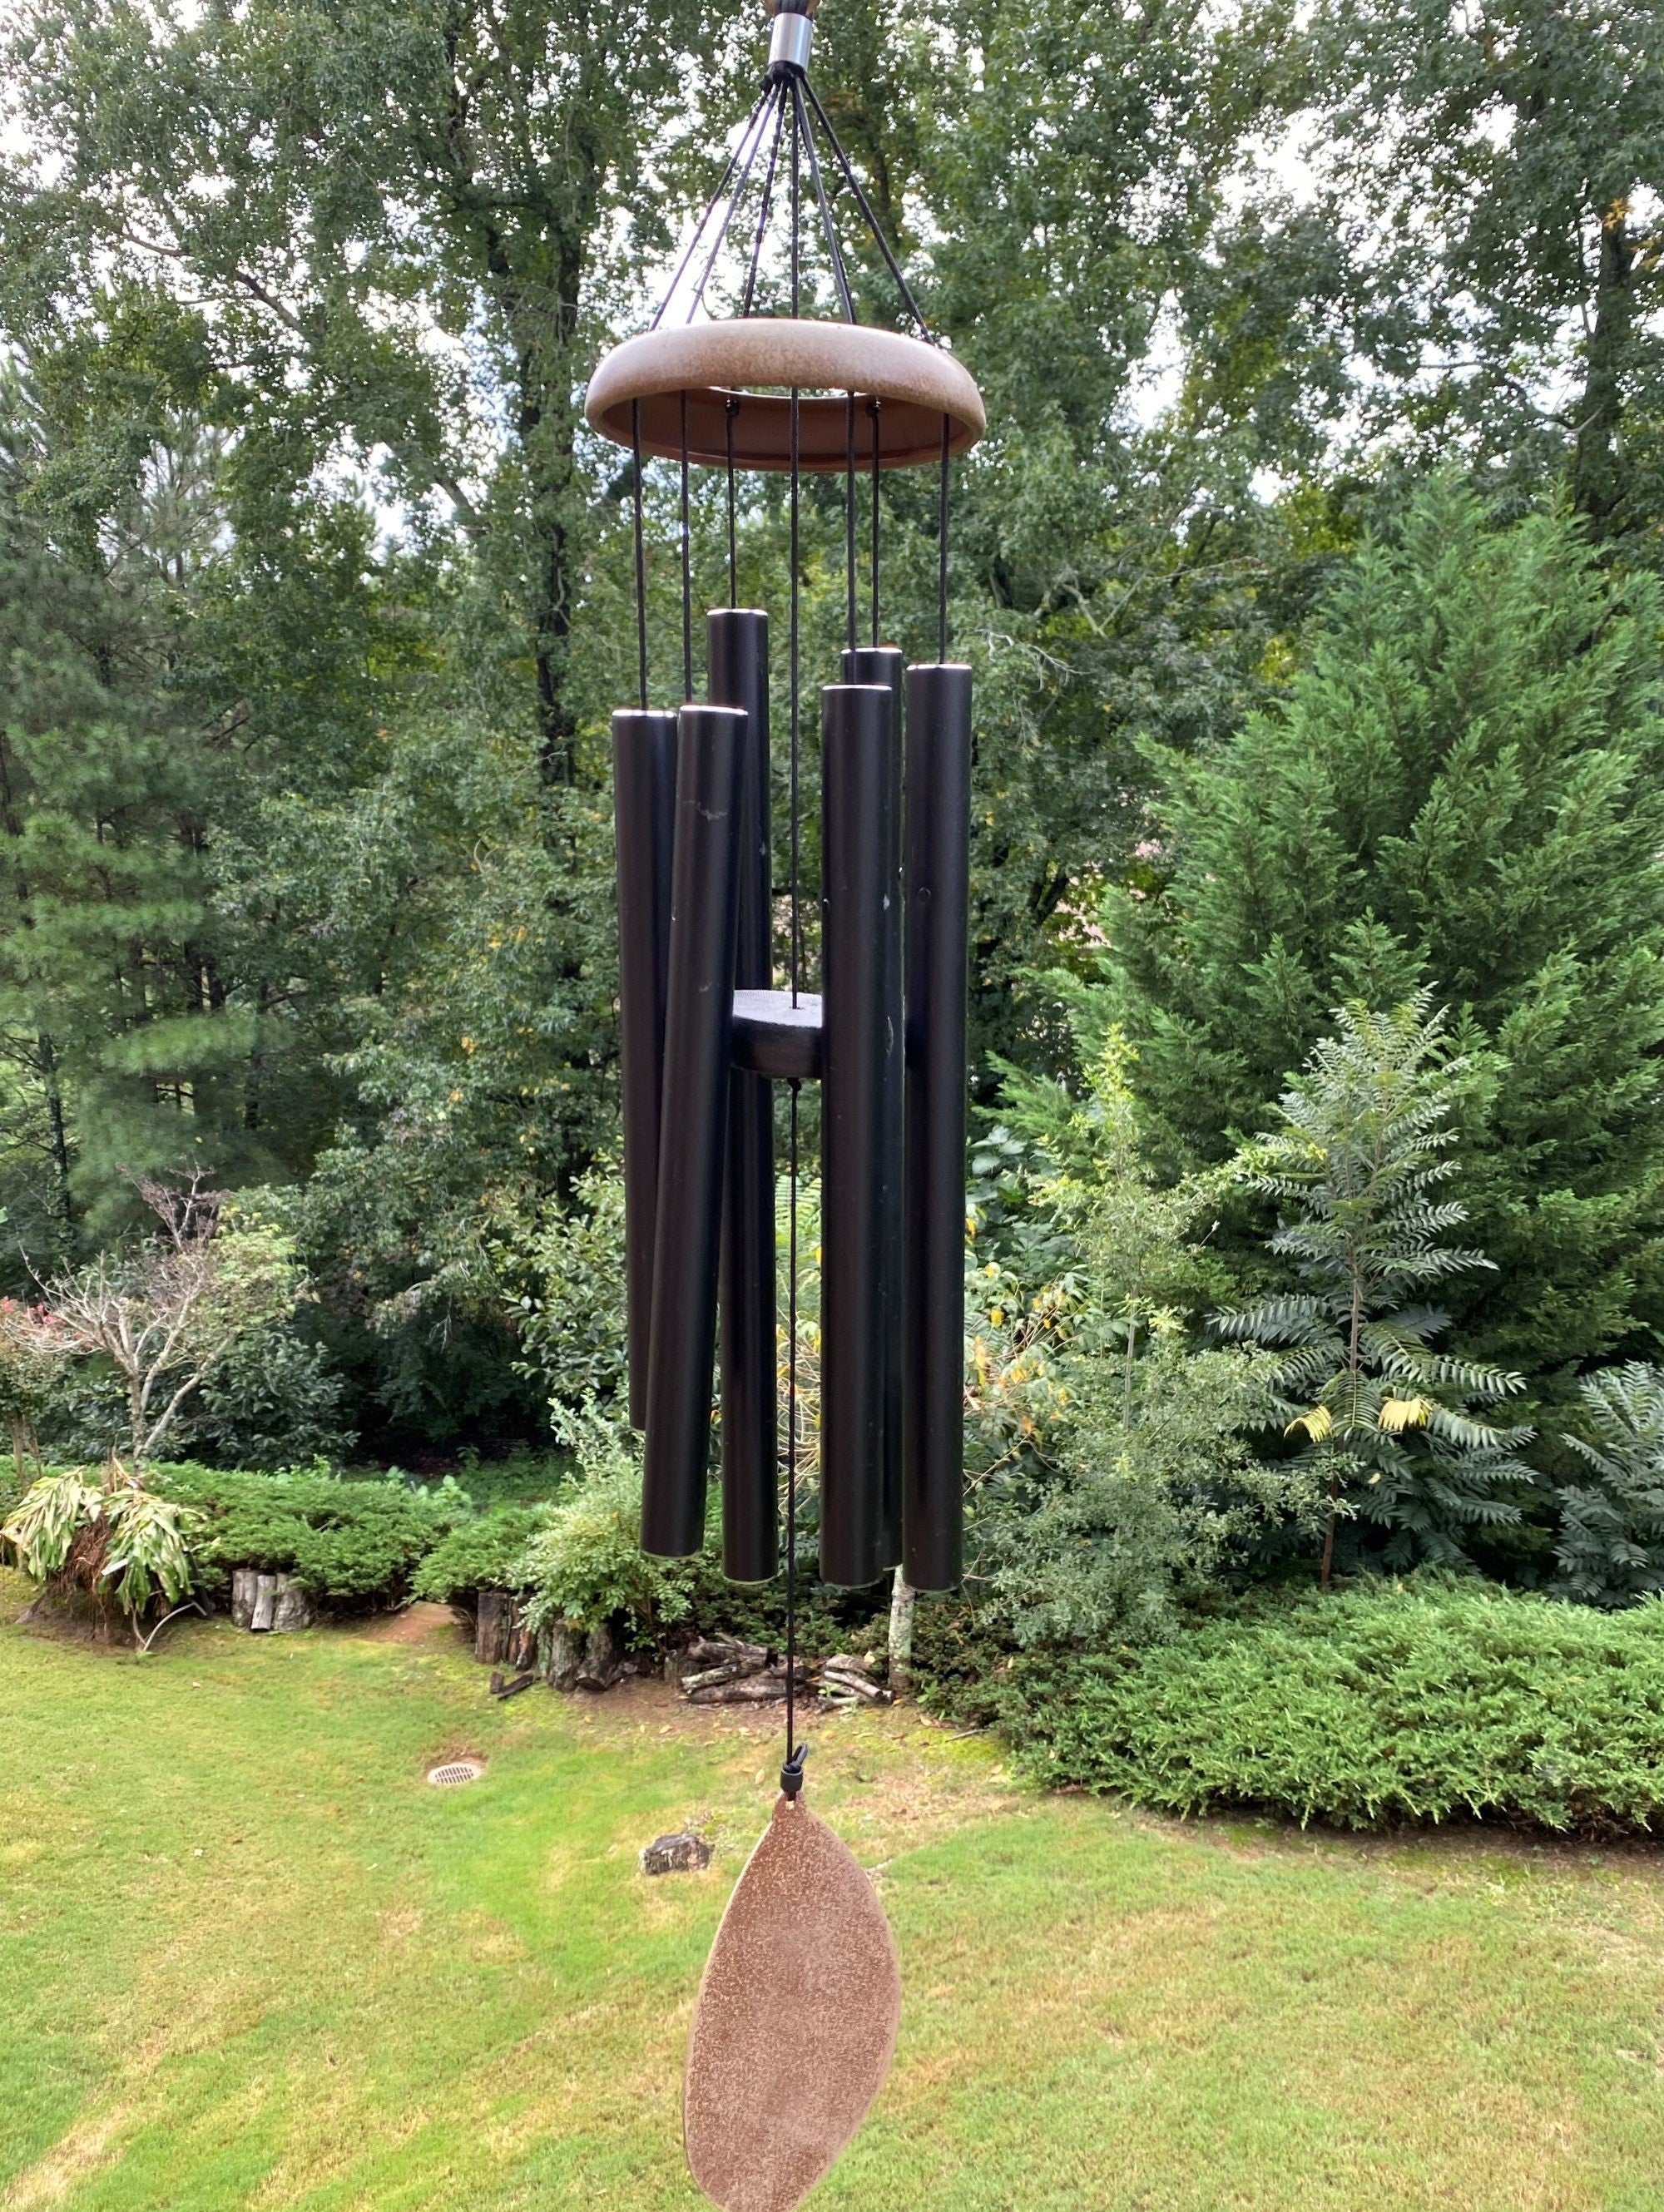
{"left": 1104, "top": 478, "right": 1664, "bottom": 1388}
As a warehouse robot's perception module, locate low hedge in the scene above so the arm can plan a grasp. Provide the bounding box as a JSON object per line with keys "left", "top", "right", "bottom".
{"left": 410, "top": 1502, "right": 551, "bottom": 1606}
{"left": 155, "top": 1462, "right": 469, "bottom": 1608}
{"left": 1000, "top": 1580, "right": 1664, "bottom": 1836}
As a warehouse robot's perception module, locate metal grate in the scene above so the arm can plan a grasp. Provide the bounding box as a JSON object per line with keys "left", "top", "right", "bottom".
{"left": 426, "top": 1759, "right": 484, "bottom": 1787}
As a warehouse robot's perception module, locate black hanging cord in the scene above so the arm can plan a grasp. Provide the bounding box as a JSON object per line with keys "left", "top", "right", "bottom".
{"left": 938, "top": 410, "right": 951, "bottom": 663}
{"left": 795, "top": 76, "right": 854, "bottom": 323}
{"left": 680, "top": 388, "right": 693, "bottom": 702}
{"left": 686, "top": 82, "right": 782, "bottom": 326}
{"left": 844, "top": 393, "right": 857, "bottom": 653}
{"left": 726, "top": 397, "right": 740, "bottom": 607}
{"left": 800, "top": 77, "right": 934, "bottom": 343}
{"left": 741, "top": 87, "right": 789, "bottom": 319}
{"left": 784, "top": 71, "right": 804, "bottom": 1790}
{"left": 631, "top": 400, "right": 648, "bottom": 711}
{"left": 650, "top": 83, "right": 775, "bottom": 330}
{"left": 782, "top": 1075, "right": 802, "bottom": 1780}
{"left": 869, "top": 398, "right": 881, "bottom": 646}
{"left": 788, "top": 108, "right": 801, "bottom": 1007}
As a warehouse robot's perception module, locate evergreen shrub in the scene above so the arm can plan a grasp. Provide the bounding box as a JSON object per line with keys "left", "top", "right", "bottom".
{"left": 155, "top": 1462, "right": 468, "bottom": 1608}
{"left": 999, "top": 1580, "right": 1664, "bottom": 1834}
{"left": 410, "top": 1502, "right": 549, "bottom": 1606}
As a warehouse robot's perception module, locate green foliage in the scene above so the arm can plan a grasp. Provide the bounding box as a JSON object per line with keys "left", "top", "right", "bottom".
{"left": 155, "top": 1461, "right": 468, "bottom": 1609}
{"left": 1106, "top": 482, "right": 1664, "bottom": 1389}
{"left": 968, "top": 1028, "right": 1294, "bottom": 1646}
{"left": 1304, "top": 0, "right": 1664, "bottom": 542}
{"left": 1552, "top": 1363, "right": 1664, "bottom": 1608}
{"left": 1003, "top": 1579, "right": 1664, "bottom": 1835}
{"left": 503, "top": 1167, "right": 629, "bottom": 1417}
{"left": 2, "top": 1463, "right": 198, "bottom": 1617}
{"left": 1216, "top": 994, "right": 1534, "bottom": 1573}
{"left": 410, "top": 1503, "right": 552, "bottom": 1606}
{"left": 187, "top": 1324, "right": 355, "bottom": 1471}
{"left": 1, "top": 1467, "right": 101, "bottom": 1581}
{"left": 514, "top": 1406, "right": 691, "bottom": 1645}
{"left": 978, "top": 1328, "right": 1287, "bottom": 1646}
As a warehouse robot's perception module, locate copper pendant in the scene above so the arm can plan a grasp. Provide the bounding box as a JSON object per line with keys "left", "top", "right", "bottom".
{"left": 685, "top": 1791, "right": 902, "bottom": 2212}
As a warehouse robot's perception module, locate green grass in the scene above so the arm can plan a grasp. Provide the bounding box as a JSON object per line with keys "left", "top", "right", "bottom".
{"left": 4, "top": 1574, "right": 1664, "bottom": 2210}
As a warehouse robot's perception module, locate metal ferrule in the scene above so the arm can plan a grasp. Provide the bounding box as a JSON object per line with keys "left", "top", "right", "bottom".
{"left": 767, "top": 10, "right": 812, "bottom": 73}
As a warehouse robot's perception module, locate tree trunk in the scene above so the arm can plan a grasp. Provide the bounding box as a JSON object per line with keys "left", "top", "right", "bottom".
{"left": 475, "top": 1587, "right": 513, "bottom": 1665}
{"left": 250, "top": 1573, "right": 278, "bottom": 1632}
{"left": 888, "top": 1567, "right": 915, "bottom": 1700}
{"left": 38, "top": 1033, "right": 73, "bottom": 1243}
{"left": 1320, "top": 1469, "right": 1340, "bottom": 1592}
{"left": 1572, "top": 200, "right": 1638, "bottom": 527}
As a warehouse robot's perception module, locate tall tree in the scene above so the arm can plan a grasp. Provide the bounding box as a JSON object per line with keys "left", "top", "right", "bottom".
{"left": 1303, "top": 0, "right": 1664, "bottom": 542}
{"left": 1100, "top": 477, "right": 1664, "bottom": 1389}
{"left": 1, "top": 0, "right": 718, "bottom": 781}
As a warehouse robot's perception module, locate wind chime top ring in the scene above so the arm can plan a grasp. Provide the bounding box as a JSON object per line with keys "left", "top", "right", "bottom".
{"left": 585, "top": 318, "right": 986, "bottom": 473}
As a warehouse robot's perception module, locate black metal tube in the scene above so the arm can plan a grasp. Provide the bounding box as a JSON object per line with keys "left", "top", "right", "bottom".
{"left": 841, "top": 646, "right": 904, "bottom": 1573}
{"left": 904, "top": 663, "right": 972, "bottom": 1591}
{"left": 820, "top": 682, "right": 895, "bottom": 1588}
{"left": 642, "top": 704, "right": 745, "bottom": 1559}
{"left": 710, "top": 610, "right": 778, "bottom": 1583}
{"left": 612, "top": 709, "right": 679, "bottom": 1433}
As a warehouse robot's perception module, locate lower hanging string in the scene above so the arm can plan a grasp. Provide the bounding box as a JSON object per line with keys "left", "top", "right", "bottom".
{"left": 631, "top": 401, "right": 648, "bottom": 711}
{"left": 680, "top": 388, "right": 693, "bottom": 702}
{"left": 781, "top": 1076, "right": 805, "bottom": 1795}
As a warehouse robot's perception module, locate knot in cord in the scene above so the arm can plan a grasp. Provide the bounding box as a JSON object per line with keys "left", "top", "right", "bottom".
{"left": 780, "top": 1742, "right": 810, "bottom": 1799}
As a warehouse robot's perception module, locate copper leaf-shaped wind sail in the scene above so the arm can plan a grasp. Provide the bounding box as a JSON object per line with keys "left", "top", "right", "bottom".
{"left": 685, "top": 1792, "right": 902, "bottom": 2212}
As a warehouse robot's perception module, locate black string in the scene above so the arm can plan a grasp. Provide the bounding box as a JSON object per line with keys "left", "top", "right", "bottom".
{"left": 938, "top": 411, "right": 951, "bottom": 663}
{"left": 784, "top": 1076, "right": 801, "bottom": 1775}
{"left": 680, "top": 388, "right": 692, "bottom": 702}
{"left": 789, "top": 101, "right": 801, "bottom": 1008}
{"left": 686, "top": 82, "right": 780, "bottom": 326}
{"left": 785, "top": 97, "right": 804, "bottom": 1793}
{"left": 795, "top": 76, "right": 854, "bottom": 323}
{"left": 800, "top": 77, "right": 934, "bottom": 343}
{"left": 649, "top": 83, "right": 773, "bottom": 330}
{"left": 726, "top": 398, "right": 739, "bottom": 607}
{"left": 631, "top": 401, "right": 647, "bottom": 711}
{"left": 869, "top": 398, "right": 881, "bottom": 646}
{"left": 845, "top": 393, "right": 857, "bottom": 653}
{"left": 741, "top": 87, "right": 789, "bottom": 320}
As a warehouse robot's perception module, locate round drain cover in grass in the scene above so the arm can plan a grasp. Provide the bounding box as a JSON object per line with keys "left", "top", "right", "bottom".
{"left": 427, "top": 1759, "right": 484, "bottom": 1787}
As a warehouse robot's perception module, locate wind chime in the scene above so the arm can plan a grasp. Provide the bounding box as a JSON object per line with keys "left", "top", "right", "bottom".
{"left": 587, "top": 1, "right": 982, "bottom": 2200}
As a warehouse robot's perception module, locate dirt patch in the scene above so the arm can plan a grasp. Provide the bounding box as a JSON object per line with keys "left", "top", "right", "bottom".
{"left": 359, "top": 1602, "right": 467, "bottom": 1647}
{"left": 574, "top": 1671, "right": 1022, "bottom": 1866}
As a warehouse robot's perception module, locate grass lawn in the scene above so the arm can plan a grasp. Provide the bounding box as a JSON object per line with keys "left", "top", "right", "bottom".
{"left": 4, "top": 1577, "right": 1664, "bottom": 2211}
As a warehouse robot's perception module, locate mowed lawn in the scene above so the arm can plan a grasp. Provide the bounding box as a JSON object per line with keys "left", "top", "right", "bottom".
{"left": 5, "top": 1582, "right": 1664, "bottom": 2212}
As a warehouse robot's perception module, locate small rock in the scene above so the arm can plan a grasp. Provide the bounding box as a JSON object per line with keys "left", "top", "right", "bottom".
{"left": 641, "top": 1830, "right": 713, "bottom": 1876}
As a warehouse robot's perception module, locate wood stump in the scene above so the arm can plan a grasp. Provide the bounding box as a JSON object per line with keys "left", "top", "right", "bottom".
{"left": 230, "top": 1567, "right": 313, "bottom": 1633}
{"left": 231, "top": 1567, "right": 258, "bottom": 1630}
{"left": 641, "top": 1830, "right": 712, "bottom": 1875}
{"left": 475, "top": 1588, "right": 513, "bottom": 1665}
{"left": 543, "top": 1621, "right": 582, "bottom": 1692}
{"left": 271, "top": 1577, "right": 314, "bottom": 1632}
{"left": 577, "top": 1621, "right": 623, "bottom": 1690}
